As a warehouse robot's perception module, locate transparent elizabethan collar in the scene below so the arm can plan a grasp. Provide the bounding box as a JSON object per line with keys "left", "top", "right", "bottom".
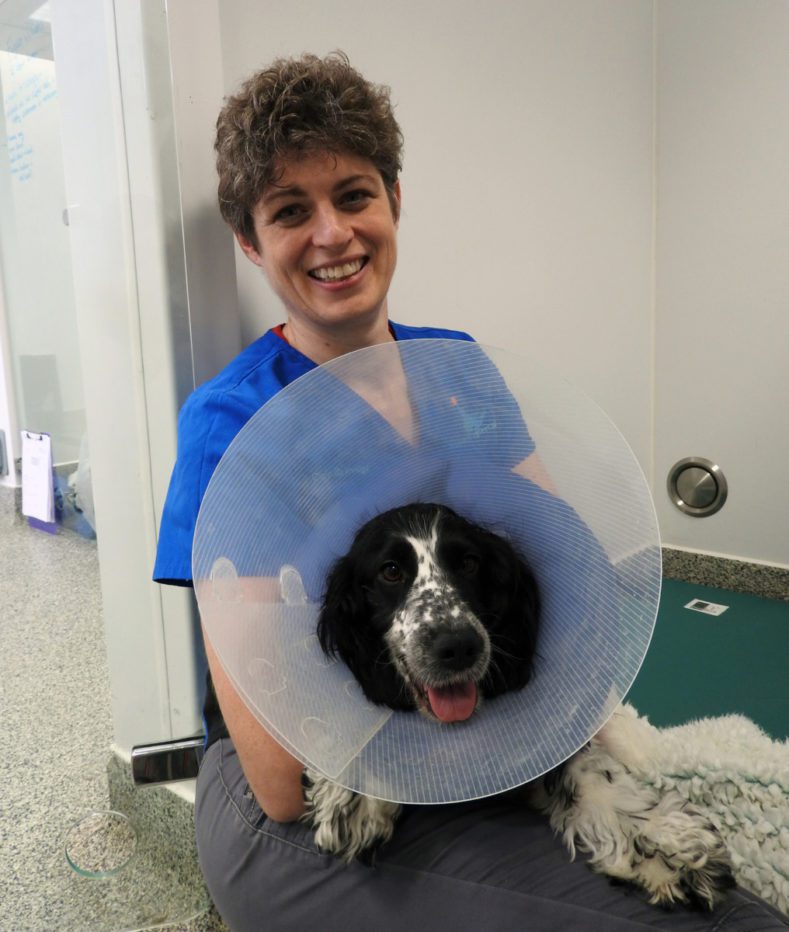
{"left": 193, "top": 340, "right": 661, "bottom": 804}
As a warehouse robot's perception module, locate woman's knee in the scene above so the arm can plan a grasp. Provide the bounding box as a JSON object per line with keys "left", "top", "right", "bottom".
{"left": 194, "top": 739, "right": 337, "bottom": 930}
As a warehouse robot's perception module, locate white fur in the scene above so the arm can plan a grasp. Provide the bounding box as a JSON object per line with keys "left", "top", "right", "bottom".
{"left": 305, "top": 705, "right": 732, "bottom": 907}
{"left": 303, "top": 773, "right": 401, "bottom": 863}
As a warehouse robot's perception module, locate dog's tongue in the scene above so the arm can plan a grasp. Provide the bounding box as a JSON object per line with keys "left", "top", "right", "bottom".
{"left": 426, "top": 682, "right": 478, "bottom": 722}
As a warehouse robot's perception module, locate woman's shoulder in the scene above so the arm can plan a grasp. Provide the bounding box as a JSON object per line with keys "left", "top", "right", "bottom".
{"left": 190, "top": 329, "right": 297, "bottom": 396}
{"left": 180, "top": 328, "right": 314, "bottom": 425}
{"left": 390, "top": 322, "right": 475, "bottom": 343}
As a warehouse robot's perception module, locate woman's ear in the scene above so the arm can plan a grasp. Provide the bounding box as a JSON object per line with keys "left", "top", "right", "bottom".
{"left": 390, "top": 180, "right": 402, "bottom": 225}
{"left": 235, "top": 230, "right": 265, "bottom": 268}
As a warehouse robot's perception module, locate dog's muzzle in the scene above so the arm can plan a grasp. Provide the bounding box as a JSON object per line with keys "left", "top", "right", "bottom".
{"left": 389, "top": 586, "right": 491, "bottom": 723}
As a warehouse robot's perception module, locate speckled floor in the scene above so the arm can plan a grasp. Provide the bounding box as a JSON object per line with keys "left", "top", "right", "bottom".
{"left": 0, "top": 488, "right": 227, "bottom": 931}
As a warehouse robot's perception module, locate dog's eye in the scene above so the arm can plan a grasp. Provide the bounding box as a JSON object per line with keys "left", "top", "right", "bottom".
{"left": 379, "top": 562, "right": 403, "bottom": 583}
{"left": 460, "top": 554, "right": 480, "bottom": 577}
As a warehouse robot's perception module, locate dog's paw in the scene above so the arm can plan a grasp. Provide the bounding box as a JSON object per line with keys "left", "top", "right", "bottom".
{"left": 615, "top": 799, "right": 736, "bottom": 910}
{"left": 302, "top": 769, "right": 402, "bottom": 863}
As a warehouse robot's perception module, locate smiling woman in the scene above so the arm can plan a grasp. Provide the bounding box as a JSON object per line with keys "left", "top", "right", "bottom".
{"left": 152, "top": 52, "right": 788, "bottom": 932}
{"left": 234, "top": 151, "right": 401, "bottom": 362}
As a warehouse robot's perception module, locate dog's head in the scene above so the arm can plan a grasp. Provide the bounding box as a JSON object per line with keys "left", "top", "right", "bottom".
{"left": 317, "top": 503, "right": 540, "bottom": 723}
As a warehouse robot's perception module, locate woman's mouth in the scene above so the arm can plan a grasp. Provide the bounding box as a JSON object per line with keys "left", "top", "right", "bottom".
{"left": 308, "top": 257, "right": 368, "bottom": 283}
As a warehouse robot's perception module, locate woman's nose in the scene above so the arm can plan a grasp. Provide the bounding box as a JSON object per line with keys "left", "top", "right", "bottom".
{"left": 311, "top": 205, "right": 353, "bottom": 249}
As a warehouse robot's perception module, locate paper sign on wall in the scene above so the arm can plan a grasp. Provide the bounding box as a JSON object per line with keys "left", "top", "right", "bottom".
{"left": 21, "top": 430, "right": 55, "bottom": 526}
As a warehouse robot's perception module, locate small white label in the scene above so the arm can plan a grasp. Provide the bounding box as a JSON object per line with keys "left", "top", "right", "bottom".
{"left": 685, "top": 598, "right": 729, "bottom": 616}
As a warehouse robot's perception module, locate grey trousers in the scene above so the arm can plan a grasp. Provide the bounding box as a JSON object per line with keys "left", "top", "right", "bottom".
{"left": 195, "top": 739, "right": 787, "bottom": 932}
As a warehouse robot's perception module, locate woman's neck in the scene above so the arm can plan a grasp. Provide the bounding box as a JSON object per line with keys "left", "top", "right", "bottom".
{"left": 281, "top": 315, "right": 395, "bottom": 366}
{"left": 281, "top": 314, "right": 415, "bottom": 444}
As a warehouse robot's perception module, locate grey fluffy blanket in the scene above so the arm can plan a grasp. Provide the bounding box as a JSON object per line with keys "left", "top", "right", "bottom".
{"left": 625, "top": 706, "right": 789, "bottom": 914}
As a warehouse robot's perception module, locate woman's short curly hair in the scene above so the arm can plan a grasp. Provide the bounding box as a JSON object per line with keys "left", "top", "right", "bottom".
{"left": 215, "top": 51, "right": 404, "bottom": 245}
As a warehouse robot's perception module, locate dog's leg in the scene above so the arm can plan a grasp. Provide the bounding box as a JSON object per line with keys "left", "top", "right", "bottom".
{"left": 302, "top": 769, "right": 402, "bottom": 863}
{"left": 532, "top": 707, "right": 735, "bottom": 910}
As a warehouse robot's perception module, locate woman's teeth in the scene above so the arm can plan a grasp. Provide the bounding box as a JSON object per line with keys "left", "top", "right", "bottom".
{"left": 310, "top": 259, "right": 364, "bottom": 281}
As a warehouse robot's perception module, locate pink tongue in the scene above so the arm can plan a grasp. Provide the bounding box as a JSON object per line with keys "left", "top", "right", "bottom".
{"left": 426, "top": 682, "right": 478, "bottom": 722}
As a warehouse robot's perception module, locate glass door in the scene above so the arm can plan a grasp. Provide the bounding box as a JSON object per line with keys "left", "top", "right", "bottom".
{"left": 0, "top": 1, "right": 85, "bottom": 469}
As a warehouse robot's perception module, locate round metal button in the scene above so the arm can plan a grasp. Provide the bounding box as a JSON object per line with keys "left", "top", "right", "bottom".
{"left": 675, "top": 466, "right": 718, "bottom": 509}
{"left": 667, "top": 457, "right": 728, "bottom": 517}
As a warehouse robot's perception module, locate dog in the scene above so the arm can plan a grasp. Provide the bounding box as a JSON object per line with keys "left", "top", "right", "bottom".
{"left": 303, "top": 502, "right": 734, "bottom": 910}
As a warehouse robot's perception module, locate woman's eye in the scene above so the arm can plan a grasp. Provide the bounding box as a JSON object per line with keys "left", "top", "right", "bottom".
{"left": 273, "top": 203, "right": 306, "bottom": 224}
{"left": 341, "top": 189, "right": 371, "bottom": 209}
{"left": 460, "top": 555, "right": 480, "bottom": 577}
{"left": 379, "top": 562, "right": 402, "bottom": 583}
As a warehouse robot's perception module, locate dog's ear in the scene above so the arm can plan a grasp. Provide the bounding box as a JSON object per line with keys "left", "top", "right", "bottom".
{"left": 317, "top": 555, "right": 360, "bottom": 658}
{"left": 482, "top": 532, "right": 541, "bottom": 693}
{"left": 317, "top": 556, "right": 386, "bottom": 685}
{"left": 483, "top": 532, "right": 539, "bottom": 617}
{"left": 317, "top": 554, "right": 414, "bottom": 711}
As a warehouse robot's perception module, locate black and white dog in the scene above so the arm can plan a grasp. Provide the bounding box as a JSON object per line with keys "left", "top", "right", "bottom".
{"left": 304, "top": 503, "right": 734, "bottom": 910}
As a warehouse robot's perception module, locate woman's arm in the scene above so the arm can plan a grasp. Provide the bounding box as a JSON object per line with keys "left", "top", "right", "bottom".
{"left": 204, "top": 628, "right": 306, "bottom": 822}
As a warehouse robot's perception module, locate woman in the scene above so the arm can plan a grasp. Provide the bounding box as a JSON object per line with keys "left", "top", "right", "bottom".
{"left": 154, "top": 53, "right": 786, "bottom": 931}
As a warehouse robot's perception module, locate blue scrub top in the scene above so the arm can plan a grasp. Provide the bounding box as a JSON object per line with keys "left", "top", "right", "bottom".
{"left": 154, "top": 322, "right": 484, "bottom": 585}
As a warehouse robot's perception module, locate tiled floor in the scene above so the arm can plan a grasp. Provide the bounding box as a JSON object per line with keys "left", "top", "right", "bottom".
{"left": 0, "top": 488, "right": 226, "bottom": 931}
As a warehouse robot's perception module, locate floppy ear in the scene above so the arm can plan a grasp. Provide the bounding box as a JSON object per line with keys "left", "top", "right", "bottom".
{"left": 317, "top": 556, "right": 388, "bottom": 689}
{"left": 317, "top": 554, "right": 414, "bottom": 711}
{"left": 316, "top": 555, "right": 361, "bottom": 659}
{"left": 482, "top": 533, "right": 541, "bottom": 694}
{"left": 511, "top": 554, "right": 541, "bottom": 662}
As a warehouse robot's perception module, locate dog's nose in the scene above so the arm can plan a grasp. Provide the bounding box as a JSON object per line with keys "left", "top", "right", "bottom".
{"left": 431, "top": 628, "right": 485, "bottom": 672}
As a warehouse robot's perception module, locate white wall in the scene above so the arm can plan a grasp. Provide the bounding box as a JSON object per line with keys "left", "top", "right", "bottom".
{"left": 219, "top": 0, "right": 656, "bottom": 478}
{"left": 216, "top": 0, "right": 789, "bottom": 569}
{"left": 655, "top": 1, "right": 789, "bottom": 567}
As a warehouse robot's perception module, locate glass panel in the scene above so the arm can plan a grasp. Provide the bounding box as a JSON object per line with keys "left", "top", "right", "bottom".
{"left": 0, "top": 5, "right": 213, "bottom": 928}
{"left": 0, "top": 2, "right": 85, "bottom": 465}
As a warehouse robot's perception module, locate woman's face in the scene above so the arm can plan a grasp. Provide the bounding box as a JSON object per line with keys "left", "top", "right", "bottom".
{"left": 238, "top": 151, "right": 400, "bottom": 341}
